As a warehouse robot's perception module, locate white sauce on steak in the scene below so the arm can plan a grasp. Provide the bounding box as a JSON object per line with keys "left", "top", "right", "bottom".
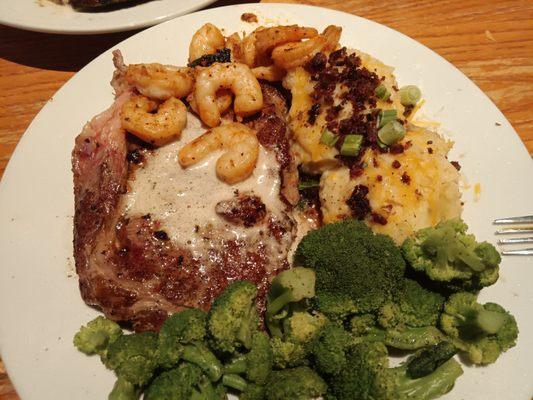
{"left": 122, "top": 115, "right": 287, "bottom": 259}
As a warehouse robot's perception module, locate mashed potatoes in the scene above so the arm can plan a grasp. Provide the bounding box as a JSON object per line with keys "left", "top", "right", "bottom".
{"left": 285, "top": 49, "right": 462, "bottom": 243}
{"left": 320, "top": 125, "right": 462, "bottom": 243}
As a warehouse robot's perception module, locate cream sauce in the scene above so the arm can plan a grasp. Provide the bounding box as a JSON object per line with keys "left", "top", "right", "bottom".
{"left": 122, "top": 114, "right": 287, "bottom": 258}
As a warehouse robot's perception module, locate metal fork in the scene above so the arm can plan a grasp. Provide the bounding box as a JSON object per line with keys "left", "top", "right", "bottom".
{"left": 494, "top": 215, "right": 533, "bottom": 255}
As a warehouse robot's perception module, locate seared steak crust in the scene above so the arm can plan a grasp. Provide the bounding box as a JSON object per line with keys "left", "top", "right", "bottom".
{"left": 250, "top": 83, "right": 300, "bottom": 206}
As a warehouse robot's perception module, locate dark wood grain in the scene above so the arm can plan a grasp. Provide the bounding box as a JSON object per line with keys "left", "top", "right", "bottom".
{"left": 0, "top": 1, "right": 531, "bottom": 398}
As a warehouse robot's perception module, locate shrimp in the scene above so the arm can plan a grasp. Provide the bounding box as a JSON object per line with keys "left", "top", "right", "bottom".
{"left": 187, "top": 89, "right": 233, "bottom": 116}
{"left": 254, "top": 25, "right": 318, "bottom": 66}
{"left": 121, "top": 95, "right": 187, "bottom": 146}
{"left": 195, "top": 63, "right": 263, "bottom": 128}
{"left": 125, "top": 63, "right": 194, "bottom": 100}
{"left": 252, "top": 65, "right": 286, "bottom": 82}
{"left": 178, "top": 122, "right": 259, "bottom": 184}
{"left": 271, "top": 25, "right": 342, "bottom": 69}
{"left": 189, "top": 23, "right": 226, "bottom": 63}
{"left": 226, "top": 32, "right": 245, "bottom": 63}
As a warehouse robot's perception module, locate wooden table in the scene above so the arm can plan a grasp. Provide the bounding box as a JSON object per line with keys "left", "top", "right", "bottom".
{"left": 0, "top": 0, "right": 531, "bottom": 398}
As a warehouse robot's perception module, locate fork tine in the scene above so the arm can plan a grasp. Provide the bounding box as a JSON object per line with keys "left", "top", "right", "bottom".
{"left": 499, "top": 237, "right": 533, "bottom": 244}
{"left": 496, "top": 227, "right": 533, "bottom": 235}
{"left": 501, "top": 248, "right": 533, "bottom": 256}
{"left": 493, "top": 215, "right": 533, "bottom": 224}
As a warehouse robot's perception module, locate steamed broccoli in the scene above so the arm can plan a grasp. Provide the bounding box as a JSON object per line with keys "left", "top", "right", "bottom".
{"left": 295, "top": 219, "right": 406, "bottom": 317}
{"left": 311, "top": 324, "right": 353, "bottom": 376}
{"left": 207, "top": 281, "right": 260, "bottom": 354}
{"left": 224, "top": 332, "right": 273, "bottom": 385}
{"left": 158, "top": 308, "right": 207, "bottom": 369}
{"left": 182, "top": 341, "right": 223, "bottom": 382}
{"left": 439, "top": 292, "right": 518, "bottom": 364}
{"left": 349, "top": 314, "right": 377, "bottom": 336}
{"left": 283, "top": 310, "right": 327, "bottom": 343}
{"left": 270, "top": 337, "right": 309, "bottom": 369}
{"left": 266, "top": 267, "right": 316, "bottom": 337}
{"left": 108, "top": 377, "right": 140, "bottom": 400}
{"left": 144, "top": 363, "right": 204, "bottom": 400}
{"left": 221, "top": 374, "right": 264, "bottom": 400}
{"left": 406, "top": 342, "right": 458, "bottom": 379}
{"left": 264, "top": 366, "right": 328, "bottom": 400}
{"left": 364, "top": 326, "right": 445, "bottom": 351}
{"left": 402, "top": 219, "right": 501, "bottom": 291}
{"left": 105, "top": 332, "right": 159, "bottom": 386}
{"left": 73, "top": 316, "right": 122, "bottom": 357}
{"left": 328, "top": 341, "right": 463, "bottom": 400}
{"left": 378, "top": 279, "right": 444, "bottom": 329}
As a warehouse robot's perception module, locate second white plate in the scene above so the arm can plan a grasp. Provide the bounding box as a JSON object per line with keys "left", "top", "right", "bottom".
{"left": 0, "top": 0, "right": 217, "bottom": 34}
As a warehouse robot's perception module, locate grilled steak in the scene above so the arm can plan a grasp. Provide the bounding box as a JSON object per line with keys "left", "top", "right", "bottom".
{"left": 72, "top": 74, "right": 296, "bottom": 331}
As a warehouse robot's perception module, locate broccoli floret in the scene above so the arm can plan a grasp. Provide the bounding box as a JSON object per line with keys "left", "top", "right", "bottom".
{"left": 224, "top": 332, "right": 273, "bottom": 385}
{"left": 406, "top": 342, "right": 457, "bottom": 379}
{"left": 365, "top": 326, "right": 445, "bottom": 351}
{"left": 283, "top": 310, "right": 327, "bottom": 343}
{"left": 439, "top": 292, "right": 518, "bottom": 364}
{"left": 108, "top": 378, "right": 140, "bottom": 400}
{"left": 349, "top": 314, "right": 377, "bottom": 336}
{"left": 144, "top": 363, "right": 202, "bottom": 400}
{"left": 270, "top": 337, "right": 309, "bottom": 369}
{"left": 266, "top": 267, "right": 316, "bottom": 337}
{"left": 328, "top": 341, "right": 463, "bottom": 400}
{"left": 311, "top": 324, "right": 353, "bottom": 376}
{"left": 295, "top": 219, "right": 406, "bottom": 316}
{"left": 378, "top": 279, "right": 444, "bottom": 329}
{"left": 402, "top": 219, "right": 501, "bottom": 291}
{"left": 106, "top": 332, "right": 159, "bottom": 386}
{"left": 207, "top": 281, "right": 260, "bottom": 354}
{"left": 264, "top": 367, "right": 328, "bottom": 400}
{"left": 158, "top": 308, "right": 207, "bottom": 369}
{"left": 182, "top": 341, "right": 223, "bottom": 382}
{"left": 221, "top": 374, "right": 264, "bottom": 399}
{"left": 73, "top": 316, "right": 122, "bottom": 357}
{"left": 190, "top": 375, "right": 227, "bottom": 400}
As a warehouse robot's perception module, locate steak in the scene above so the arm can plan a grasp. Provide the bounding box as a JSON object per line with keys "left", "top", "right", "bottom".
{"left": 72, "top": 74, "right": 296, "bottom": 331}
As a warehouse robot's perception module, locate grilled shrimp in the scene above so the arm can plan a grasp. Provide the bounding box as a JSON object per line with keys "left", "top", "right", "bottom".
{"left": 254, "top": 25, "right": 318, "bottom": 66}
{"left": 187, "top": 89, "right": 233, "bottom": 116}
{"left": 122, "top": 95, "right": 187, "bottom": 146}
{"left": 252, "top": 65, "right": 286, "bottom": 82}
{"left": 195, "top": 63, "right": 263, "bottom": 127}
{"left": 178, "top": 122, "right": 259, "bottom": 184}
{"left": 271, "top": 25, "right": 342, "bottom": 69}
{"left": 189, "top": 23, "right": 226, "bottom": 63}
{"left": 125, "top": 63, "right": 194, "bottom": 100}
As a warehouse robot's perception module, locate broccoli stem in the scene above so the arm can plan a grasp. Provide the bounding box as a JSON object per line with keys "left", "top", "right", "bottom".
{"left": 407, "top": 342, "right": 457, "bottom": 379}
{"left": 108, "top": 378, "right": 139, "bottom": 400}
{"left": 224, "top": 356, "right": 247, "bottom": 375}
{"left": 266, "top": 291, "right": 294, "bottom": 319}
{"left": 190, "top": 377, "right": 219, "bottom": 400}
{"left": 182, "top": 343, "right": 223, "bottom": 382}
{"left": 237, "top": 304, "right": 255, "bottom": 349}
{"left": 396, "top": 358, "right": 463, "bottom": 399}
{"left": 222, "top": 374, "right": 248, "bottom": 392}
{"left": 476, "top": 309, "right": 507, "bottom": 335}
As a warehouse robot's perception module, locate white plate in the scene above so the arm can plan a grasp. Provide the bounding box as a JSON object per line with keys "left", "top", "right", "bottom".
{"left": 0, "top": 0, "right": 217, "bottom": 34}
{"left": 0, "top": 3, "right": 532, "bottom": 399}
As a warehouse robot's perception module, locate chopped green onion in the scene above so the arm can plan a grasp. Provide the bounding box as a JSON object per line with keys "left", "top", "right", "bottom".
{"left": 399, "top": 85, "right": 422, "bottom": 106}
{"left": 340, "top": 134, "right": 363, "bottom": 157}
{"left": 298, "top": 180, "right": 320, "bottom": 190}
{"left": 378, "top": 109, "right": 397, "bottom": 129}
{"left": 375, "top": 84, "right": 391, "bottom": 101}
{"left": 320, "top": 129, "right": 339, "bottom": 147}
{"left": 378, "top": 120, "right": 406, "bottom": 146}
